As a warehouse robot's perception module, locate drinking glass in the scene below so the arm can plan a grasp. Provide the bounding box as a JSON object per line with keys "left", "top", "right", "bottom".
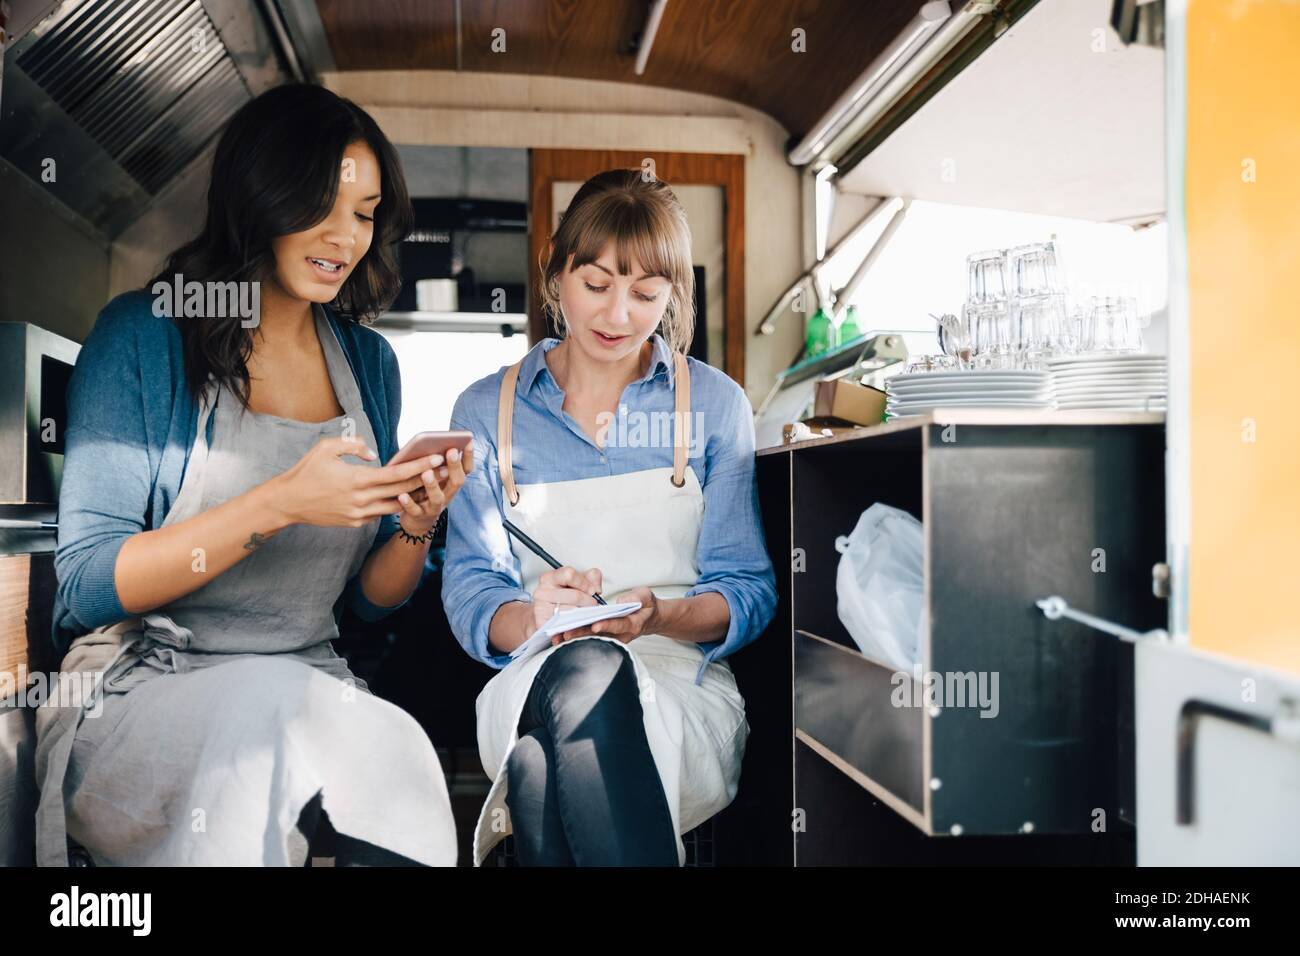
{"left": 972, "top": 350, "right": 1020, "bottom": 370}
{"left": 966, "top": 250, "right": 1009, "bottom": 304}
{"left": 1066, "top": 303, "right": 1088, "bottom": 354}
{"left": 1013, "top": 292, "right": 1070, "bottom": 357}
{"left": 966, "top": 300, "right": 1015, "bottom": 358}
{"left": 1083, "top": 296, "right": 1142, "bottom": 351}
{"left": 1007, "top": 242, "right": 1063, "bottom": 297}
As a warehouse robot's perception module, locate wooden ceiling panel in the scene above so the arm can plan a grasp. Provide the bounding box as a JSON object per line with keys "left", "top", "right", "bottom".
{"left": 459, "top": 0, "right": 645, "bottom": 75}
{"left": 316, "top": 0, "right": 927, "bottom": 138}
{"left": 317, "top": 0, "right": 460, "bottom": 71}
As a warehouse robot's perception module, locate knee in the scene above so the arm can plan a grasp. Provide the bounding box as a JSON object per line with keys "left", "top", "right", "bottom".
{"left": 537, "top": 640, "right": 641, "bottom": 722}
{"left": 505, "top": 730, "right": 548, "bottom": 791}
{"left": 234, "top": 661, "right": 432, "bottom": 764}
{"left": 544, "top": 638, "right": 634, "bottom": 689}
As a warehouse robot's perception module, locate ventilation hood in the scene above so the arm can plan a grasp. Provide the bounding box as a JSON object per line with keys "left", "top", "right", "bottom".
{"left": 0, "top": 0, "right": 309, "bottom": 238}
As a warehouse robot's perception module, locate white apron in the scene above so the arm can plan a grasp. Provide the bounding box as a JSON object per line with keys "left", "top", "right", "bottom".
{"left": 471, "top": 350, "right": 748, "bottom": 866}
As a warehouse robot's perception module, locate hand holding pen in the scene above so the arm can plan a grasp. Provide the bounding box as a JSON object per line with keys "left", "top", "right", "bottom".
{"left": 526, "top": 566, "right": 607, "bottom": 645}
{"left": 500, "top": 517, "right": 614, "bottom": 644}
{"left": 502, "top": 517, "right": 607, "bottom": 605}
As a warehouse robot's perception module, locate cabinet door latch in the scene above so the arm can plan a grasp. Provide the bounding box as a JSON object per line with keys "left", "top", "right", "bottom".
{"left": 1035, "top": 595, "right": 1168, "bottom": 644}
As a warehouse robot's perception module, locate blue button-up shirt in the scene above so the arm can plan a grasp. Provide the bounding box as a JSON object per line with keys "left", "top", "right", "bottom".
{"left": 441, "top": 333, "right": 777, "bottom": 684}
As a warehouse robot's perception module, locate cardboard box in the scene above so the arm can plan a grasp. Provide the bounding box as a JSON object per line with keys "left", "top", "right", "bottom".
{"left": 812, "top": 378, "right": 887, "bottom": 426}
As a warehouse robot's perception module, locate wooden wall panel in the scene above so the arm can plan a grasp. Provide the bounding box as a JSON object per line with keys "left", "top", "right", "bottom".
{"left": 529, "top": 148, "right": 746, "bottom": 385}
{"left": 0, "top": 553, "right": 57, "bottom": 690}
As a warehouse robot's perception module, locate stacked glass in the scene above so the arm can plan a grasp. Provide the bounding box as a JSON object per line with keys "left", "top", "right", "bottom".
{"left": 1007, "top": 242, "right": 1070, "bottom": 361}
{"left": 950, "top": 241, "right": 1143, "bottom": 373}
{"left": 964, "top": 250, "right": 1014, "bottom": 367}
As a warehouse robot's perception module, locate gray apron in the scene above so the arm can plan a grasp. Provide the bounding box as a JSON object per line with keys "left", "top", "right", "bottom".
{"left": 33, "top": 305, "right": 457, "bottom": 866}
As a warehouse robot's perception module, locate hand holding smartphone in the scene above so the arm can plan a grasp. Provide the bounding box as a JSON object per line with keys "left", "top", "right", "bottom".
{"left": 389, "top": 431, "right": 474, "bottom": 502}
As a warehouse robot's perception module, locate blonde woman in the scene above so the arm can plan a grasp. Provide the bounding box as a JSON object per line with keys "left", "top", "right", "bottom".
{"left": 442, "top": 169, "right": 777, "bottom": 866}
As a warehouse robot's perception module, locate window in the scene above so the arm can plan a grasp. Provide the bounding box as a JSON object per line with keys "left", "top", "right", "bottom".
{"left": 821, "top": 199, "right": 1169, "bottom": 355}
{"left": 377, "top": 329, "right": 530, "bottom": 445}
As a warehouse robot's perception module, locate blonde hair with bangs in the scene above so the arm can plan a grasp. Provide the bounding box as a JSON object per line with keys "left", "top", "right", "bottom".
{"left": 539, "top": 169, "right": 695, "bottom": 354}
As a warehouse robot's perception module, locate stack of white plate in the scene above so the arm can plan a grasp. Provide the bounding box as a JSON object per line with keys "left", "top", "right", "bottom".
{"left": 1047, "top": 354, "right": 1167, "bottom": 411}
{"left": 885, "top": 369, "right": 1056, "bottom": 419}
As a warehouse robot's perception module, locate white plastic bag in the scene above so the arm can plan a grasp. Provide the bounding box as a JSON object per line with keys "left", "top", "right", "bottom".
{"left": 834, "top": 503, "right": 925, "bottom": 671}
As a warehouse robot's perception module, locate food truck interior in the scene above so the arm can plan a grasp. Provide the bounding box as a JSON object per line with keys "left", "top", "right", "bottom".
{"left": 0, "top": 0, "right": 1296, "bottom": 869}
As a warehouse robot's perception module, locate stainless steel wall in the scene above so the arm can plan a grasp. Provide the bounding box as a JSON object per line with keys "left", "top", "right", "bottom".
{"left": 0, "top": 156, "right": 108, "bottom": 342}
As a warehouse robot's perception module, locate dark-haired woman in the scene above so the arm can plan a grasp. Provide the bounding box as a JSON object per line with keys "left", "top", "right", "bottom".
{"left": 33, "top": 85, "right": 463, "bottom": 866}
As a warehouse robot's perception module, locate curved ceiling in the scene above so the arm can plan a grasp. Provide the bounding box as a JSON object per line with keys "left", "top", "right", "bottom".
{"left": 315, "top": 0, "right": 923, "bottom": 137}
{"left": 836, "top": 0, "right": 1165, "bottom": 223}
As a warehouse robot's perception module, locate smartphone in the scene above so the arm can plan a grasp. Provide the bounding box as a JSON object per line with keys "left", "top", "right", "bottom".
{"left": 389, "top": 430, "right": 474, "bottom": 467}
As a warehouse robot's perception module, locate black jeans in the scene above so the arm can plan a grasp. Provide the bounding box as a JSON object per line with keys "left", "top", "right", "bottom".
{"left": 504, "top": 639, "right": 678, "bottom": 866}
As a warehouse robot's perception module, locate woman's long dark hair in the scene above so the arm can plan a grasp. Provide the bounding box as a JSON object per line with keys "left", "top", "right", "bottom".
{"left": 150, "top": 84, "right": 412, "bottom": 404}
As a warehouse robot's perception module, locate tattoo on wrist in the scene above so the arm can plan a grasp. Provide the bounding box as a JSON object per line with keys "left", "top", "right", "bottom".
{"left": 243, "top": 532, "right": 269, "bottom": 552}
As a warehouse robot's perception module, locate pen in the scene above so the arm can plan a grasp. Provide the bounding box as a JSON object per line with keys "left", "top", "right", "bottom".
{"left": 502, "top": 517, "right": 607, "bottom": 605}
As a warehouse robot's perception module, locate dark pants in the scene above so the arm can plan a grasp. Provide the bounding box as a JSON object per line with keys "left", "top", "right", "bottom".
{"left": 504, "top": 639, "right": 678, "bottom": 866}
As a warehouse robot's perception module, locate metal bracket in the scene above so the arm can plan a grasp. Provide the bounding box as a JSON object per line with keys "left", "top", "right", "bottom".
{"left": 1035, "top": 595, "right": 1168, "bottom": 644}
{"left": 1151, "top": 562, "right": 1171, "bottom": 600}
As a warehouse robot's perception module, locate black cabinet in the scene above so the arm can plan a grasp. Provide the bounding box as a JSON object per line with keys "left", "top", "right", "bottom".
{"left": 756, "top": 412, "right": 1164, "bottom": 864}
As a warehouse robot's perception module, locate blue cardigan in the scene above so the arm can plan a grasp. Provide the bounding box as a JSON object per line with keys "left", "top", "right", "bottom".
{"left": 51, "top": 290, "right": 407, "bottom": 657}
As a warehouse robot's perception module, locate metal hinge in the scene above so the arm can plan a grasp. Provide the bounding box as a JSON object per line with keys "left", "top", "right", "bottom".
{"left": 1151, "top": 562, "right": 1171, "bottom": 600}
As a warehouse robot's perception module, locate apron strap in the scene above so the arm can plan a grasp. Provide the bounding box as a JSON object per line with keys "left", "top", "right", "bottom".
{"left": 194, "top": 375, "right": 219, "bottom": 456}
{"left": 671, "top": 351, "right": 691, "bottom": 487}
{"left": 494, "top": 347, "right": 693, "bottom": 503}
{"left": 183, "top": 377, "right": 220, "bottom": 511}
{"left": 497, "top": 362, "right": 523, "bottom": 507}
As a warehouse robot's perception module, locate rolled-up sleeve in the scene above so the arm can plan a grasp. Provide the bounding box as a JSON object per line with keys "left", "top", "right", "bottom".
{"left": 685, "top": 382, "right": 778, "bottom": 679}
{"left": 441, "top": 386, "right": 530, "bottom": 668}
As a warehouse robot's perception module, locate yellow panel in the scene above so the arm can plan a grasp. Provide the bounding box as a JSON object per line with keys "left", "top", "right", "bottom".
{"left": 1186, "top": 0, "right": 1300, "bottom": 673}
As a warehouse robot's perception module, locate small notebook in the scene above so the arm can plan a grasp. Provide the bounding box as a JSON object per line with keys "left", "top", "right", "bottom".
{"left": 510, "top": 602, "right": 642, "bottom": 663}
